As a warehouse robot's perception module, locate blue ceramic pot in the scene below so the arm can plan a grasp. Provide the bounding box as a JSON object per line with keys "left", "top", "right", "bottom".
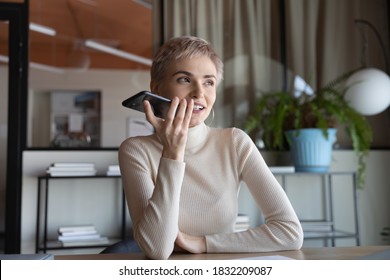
{"left": 285, "top": 128, "right": 337, "bottom": 173}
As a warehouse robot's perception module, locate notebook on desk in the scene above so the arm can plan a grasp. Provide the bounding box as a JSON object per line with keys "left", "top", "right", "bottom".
{"left": 0, "top": 254, "right": 54, "bottom": 260}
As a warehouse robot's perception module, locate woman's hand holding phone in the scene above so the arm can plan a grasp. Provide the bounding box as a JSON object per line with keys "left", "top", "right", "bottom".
{"left": 144, "top": 97, "right": 194, "bottom": 162}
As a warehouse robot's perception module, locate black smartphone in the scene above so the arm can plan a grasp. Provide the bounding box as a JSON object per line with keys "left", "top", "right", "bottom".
{"left": 122, "top": 91, "right": 172, "bottom": 118}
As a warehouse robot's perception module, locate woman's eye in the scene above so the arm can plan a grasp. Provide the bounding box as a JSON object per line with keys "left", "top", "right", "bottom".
{"left": 177, "top": 77, "right": 190, "bottom": 83}
{"left": 205, "top": 80, "right": 215, "bottom": 86}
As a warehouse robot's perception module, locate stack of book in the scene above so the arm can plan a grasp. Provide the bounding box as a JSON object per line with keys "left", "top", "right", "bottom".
{"left": 268, "top": 166, "right": 295, "bottom": 173}
{"left": 46, "top": 162, "right": 97, "bottom": 177}
{"left": 57, "top": 225, "right": 109, "bottom": 247}
{"left": 106, "top": 165, "right": 120, "bottom": 176}
{"left": 234, "top": 214, "right": 250, "bottom": 232}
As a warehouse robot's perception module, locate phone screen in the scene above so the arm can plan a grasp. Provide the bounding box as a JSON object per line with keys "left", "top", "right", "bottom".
{"left": 122, "top": 91, "right": 171, "bottom": 118}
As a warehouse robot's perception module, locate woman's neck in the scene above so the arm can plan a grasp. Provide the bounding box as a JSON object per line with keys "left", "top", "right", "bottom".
{"left": 186, "top": 122, "right": 208, "bottom": 150}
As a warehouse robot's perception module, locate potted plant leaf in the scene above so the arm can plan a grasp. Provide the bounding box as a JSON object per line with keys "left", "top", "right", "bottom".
{"left": 244, "top": 71, "right": 372, "bottom": 188}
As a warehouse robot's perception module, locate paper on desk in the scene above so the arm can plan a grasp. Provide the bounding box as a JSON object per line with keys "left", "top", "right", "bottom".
{"left": 237, "top": 255, "right": 294, "bottom": 260}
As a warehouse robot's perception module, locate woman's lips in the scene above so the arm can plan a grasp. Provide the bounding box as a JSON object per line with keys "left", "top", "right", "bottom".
{"left": 192, "top": 104, "right": 205, "bottom": 114}
{"left": 193, "top": 104, "right": 204, "bottom": 110}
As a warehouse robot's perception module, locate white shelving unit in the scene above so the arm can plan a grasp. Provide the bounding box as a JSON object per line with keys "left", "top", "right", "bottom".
{"left": 35, "top": 175, "right": 127, "bottom": 253}
{"left": 272, "top": 171, "right": 360, "bottom": 246}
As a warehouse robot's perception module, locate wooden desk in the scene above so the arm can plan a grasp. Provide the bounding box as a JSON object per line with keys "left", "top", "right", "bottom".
{"left": 55, "top": 245, "right": 390, "bottom": 260}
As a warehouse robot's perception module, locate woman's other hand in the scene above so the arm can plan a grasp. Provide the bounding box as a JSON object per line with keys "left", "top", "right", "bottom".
{"left": 144, "top": 97, "right": 193, "bottom": 161}
{"left": 175, "top": 231, "right": 206, "bottom": 254}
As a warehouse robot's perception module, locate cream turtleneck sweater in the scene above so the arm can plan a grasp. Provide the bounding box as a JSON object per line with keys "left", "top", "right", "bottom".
{"left": 119, "top": 122, "right": 303, "bottom": 259}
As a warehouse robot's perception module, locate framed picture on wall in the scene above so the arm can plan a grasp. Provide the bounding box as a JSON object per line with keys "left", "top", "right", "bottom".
{"left": 127, "top": 117, "right": 154, "bottom": 138}
{"left": 50, "top": 90, "right": 101, "bottom": 148}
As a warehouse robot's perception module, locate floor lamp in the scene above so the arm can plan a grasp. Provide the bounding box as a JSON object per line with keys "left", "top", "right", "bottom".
{"left": 345, "top": 20, "right": 390, "bottom": 244}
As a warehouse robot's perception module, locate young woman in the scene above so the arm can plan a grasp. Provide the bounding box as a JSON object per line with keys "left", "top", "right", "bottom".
{"left": 118, "top": 36, "right": 303, "bottom": 259}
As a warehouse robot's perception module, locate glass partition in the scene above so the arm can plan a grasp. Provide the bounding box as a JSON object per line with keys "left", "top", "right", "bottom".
{"left": 27, "top": 0, "right": 152, "bottom": 149}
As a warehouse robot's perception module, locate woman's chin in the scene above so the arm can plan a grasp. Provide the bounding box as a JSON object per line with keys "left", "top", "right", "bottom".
{"left": 189, "top": 121, "right": 202, "bottom": 128}
{"left": 189, "top": 117, "right": 205, "bottom": 128}
{"left": 189, "top": 110, "right": 209, "bottom": 127}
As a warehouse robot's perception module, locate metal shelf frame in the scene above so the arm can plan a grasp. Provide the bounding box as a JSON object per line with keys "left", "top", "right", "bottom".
{"left": 35, "top": 175, "right": 126, "bottom": 253}
{"left": 273, "top": 171, "right": 360, "bottom": 247}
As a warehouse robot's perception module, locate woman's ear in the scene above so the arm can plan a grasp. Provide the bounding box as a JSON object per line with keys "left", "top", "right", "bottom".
{"left": 150, "top": 81, "right": 158, "bottom": 94}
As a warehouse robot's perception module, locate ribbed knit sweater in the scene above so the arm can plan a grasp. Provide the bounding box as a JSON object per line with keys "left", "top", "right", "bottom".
{"left": 119, "top": 122, "right": 303, "bottom": 259}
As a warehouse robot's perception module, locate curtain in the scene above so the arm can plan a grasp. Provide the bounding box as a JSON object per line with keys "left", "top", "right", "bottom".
{"left": 153, "top": 0, "right": 389, "bottom": 146}
{"left": 285, "top": 0, "right": 360, "bottom": 89}
{"left": 284, "top": 0, "right": 389, "bottom": 146}
{"left": 153, "top": 0, "right": 282, "bottom": 128}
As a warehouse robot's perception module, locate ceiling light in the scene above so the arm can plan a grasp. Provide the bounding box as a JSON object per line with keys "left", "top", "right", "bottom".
{"left": 0, "top": 55, "right": 64, "bottom": 73}
{"left": 77, "top": 0, "right": 98, "bottom": 6}
{"left": 0, "top": 54, "right": 8, "bottom": 63}
{"left": 85, "top": 39, "right": 152, "bottom": 66}
{"left": 133, "top": 0, "right": 153, "bottom": 9}
{"left": 3, "top": 21, "right": 56, "bottom": 36}
{"left": 29, "top": 22, "right": 56, "bottom": 36}
{"left": 30, "top": 62, "right": 64, "bottom": 74}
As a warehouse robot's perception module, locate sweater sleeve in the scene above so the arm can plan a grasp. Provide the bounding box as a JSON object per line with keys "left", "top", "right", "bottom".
{"left": 206, "top": 129, "right": 303, "bottom": 253}
{"left": 118, "top": 137, "right": 185, "bottom": 259}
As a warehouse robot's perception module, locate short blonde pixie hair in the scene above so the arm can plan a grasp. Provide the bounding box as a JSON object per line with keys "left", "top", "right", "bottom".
{"left": 150, "top": 36, "right": 224, "bottom": 86}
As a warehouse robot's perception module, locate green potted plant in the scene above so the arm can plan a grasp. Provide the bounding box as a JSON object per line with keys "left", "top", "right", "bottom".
{"left": 244, "top": 71, "right": 372, "bottom": 188}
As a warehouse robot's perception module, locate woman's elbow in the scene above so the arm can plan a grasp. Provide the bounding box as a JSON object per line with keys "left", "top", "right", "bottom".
{"left": 272, "top": 220, "right": 304, "bottom": 250}
{"left": 136, "top": 236, "right": 174, "bottom": 260}
{"left": 287, "top": 223, "right": 304, "bottom": 250}
{"left": 290, "top": 233, "right": 304, "bottom": 250}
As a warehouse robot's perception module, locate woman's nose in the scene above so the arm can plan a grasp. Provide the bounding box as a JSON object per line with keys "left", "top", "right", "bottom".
{"left": 191, "top": 84, "right": 204, "bottom": 99}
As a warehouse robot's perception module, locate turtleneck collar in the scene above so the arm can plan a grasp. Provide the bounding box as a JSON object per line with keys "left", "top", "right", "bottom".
{"left": 186, "top": 122, "right": 209, "bottom": 151}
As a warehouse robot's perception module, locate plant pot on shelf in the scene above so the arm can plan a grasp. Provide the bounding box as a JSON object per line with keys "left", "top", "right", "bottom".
{"left": 285, "top": 128, "right": 337, "bottom": 173}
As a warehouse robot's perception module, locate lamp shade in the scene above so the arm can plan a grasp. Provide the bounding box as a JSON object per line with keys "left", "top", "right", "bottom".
{"left": 344, "top": 68, "right": 390, "bottom": 115}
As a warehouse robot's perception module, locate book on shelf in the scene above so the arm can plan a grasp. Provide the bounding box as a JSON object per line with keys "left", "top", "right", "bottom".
{"left": 268, "top": 166, "right": 295, "bottom": 173}
{"left": 234, "top": 214, "right": 250, "bottom": 232}
{"left": 236, "top": 213, "right": 250, "bottom": 223}
{"left": 234, "top": 223, "right": 251, "bottom": 232}
{"left": 107, "top": 165, "right": 120, "bottom": 171}
{"left": 57, "top": 224, "right": 109, "bottom": 247}
{"left": 51, "top": 162, "right": 95, "bottom": 168}
{"left": 58, "top": 224, "right": 97, "bottom": 234}
{"left": 60, "top": 237, "right": 110, "bottom": 247}
{"left": 47, "top": 170, "right": 97, "bottom": 177}
{"left": 106, "top": 165, "right": 121, "bottom": 176}
{"left": 58, "top": 233, "right": 102, "bottom": 242}
{"left": 59, "top": 229, "right": 98, "bottom": 237}
{"left": 46, "top": 162, "right": 97, "bottom": 177}
{"left": 47, "top": 166, "right": 96, "bottom": 172}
